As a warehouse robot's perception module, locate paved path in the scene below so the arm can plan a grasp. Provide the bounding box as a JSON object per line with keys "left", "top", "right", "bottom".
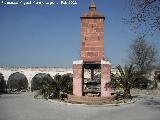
{"left": 0, "top": 93, "right": 160, "bottom": 120}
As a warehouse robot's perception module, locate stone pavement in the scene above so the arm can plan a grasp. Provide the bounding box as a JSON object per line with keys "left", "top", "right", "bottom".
{"left": 0, "top": 93, "right": 160, "bottom": 120}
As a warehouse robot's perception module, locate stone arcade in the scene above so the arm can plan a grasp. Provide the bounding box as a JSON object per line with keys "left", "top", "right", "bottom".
{"left": 71, "top": 1, "right": 111, "bottom": 102}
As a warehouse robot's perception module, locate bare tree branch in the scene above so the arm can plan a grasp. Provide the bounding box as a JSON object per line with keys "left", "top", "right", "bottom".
{"left": 124, "top": 0, "right": 160, "bottom": 35}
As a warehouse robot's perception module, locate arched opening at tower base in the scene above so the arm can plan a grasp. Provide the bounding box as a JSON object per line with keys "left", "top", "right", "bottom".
{"left": 72, "top": 60, "right": 111, "bottom": 97}
{"left": 83, "top": 63, "right": 101, "bottom": 97}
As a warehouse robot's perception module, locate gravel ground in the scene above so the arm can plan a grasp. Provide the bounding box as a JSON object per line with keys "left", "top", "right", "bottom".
{"left": 0, "top": 92, "right": 160, "bottom": 120}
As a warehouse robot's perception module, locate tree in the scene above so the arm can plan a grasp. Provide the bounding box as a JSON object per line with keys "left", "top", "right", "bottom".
{"left": 133, "top": 77, "right": 151, "bottom": 89}
{"left": 0, "top": 73, "right": 7, "bottom": 93}
{"left": 7, "top": 72, "right": 28, "bottom": 91}
{"left": 111, "top": 65, "right": 145, "bottom": 98}
{"left": 128, "top": 36, "right": 157, "bottom": 73}
{"left": 154, "top": 71, "right": 160, "bottom": 88}
{"left": 124, "top": 0, "right": 160, "bottom": 35}
{"left": 31, "top": 73, "right": 53, "bottom": 91}
{"left": 34, "top": 77, "right": 54, "bottom": 99}
{"left": 34, "top": 74, "right": 73, "bottom": 99}
{"left": 61, "top": 73, "right": 73, "bottom": 94}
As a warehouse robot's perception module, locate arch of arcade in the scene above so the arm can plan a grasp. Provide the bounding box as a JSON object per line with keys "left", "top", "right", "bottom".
{"left": 0, "top": 67, "right": 72, "bottom": 91}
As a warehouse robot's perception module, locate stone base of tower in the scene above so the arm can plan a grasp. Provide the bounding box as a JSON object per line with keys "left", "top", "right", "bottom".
{"left": 68, "top": 95, "right": 114, "bottom": 104}
{"left": 73, "top": 60, "right": 111, "bottom": 98}
{"left": 73, "top": 60, "right": 83, "bottom": 96}
{"left": 101, "top": 60, "right": 112, "bottom": 97}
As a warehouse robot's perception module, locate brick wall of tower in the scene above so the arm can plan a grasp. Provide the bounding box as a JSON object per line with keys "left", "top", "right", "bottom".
{"left": 80, "top": 18, "right": 104, "bottom": 62}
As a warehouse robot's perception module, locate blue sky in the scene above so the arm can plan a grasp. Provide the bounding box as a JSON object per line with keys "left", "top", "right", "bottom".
{"left": 0, "top": 0, "right": 159, "bottom": 67}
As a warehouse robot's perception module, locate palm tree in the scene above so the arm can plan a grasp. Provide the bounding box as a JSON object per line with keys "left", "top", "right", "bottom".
{"left": 111, "top": 64, "right": 144, "bottom": 98}
{"left": 34, "top": 74, "right": 73, "bottom": 99}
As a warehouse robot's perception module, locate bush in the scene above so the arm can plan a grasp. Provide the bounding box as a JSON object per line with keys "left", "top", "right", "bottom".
{"left": 31, "top": 73, "right": 53, "bottom": 91}
{"left": 34, "top": 73, "right": 73, "bottom": 99}
{"left": 133, "top": 78, "right": 152, "bottom": 89}
{"left": 0, "top": 73, "right": 7, "bottom": 93}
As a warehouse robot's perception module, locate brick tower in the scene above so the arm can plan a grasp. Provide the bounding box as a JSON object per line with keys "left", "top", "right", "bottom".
{"left": 72, "top": 1, "right": 111, "bottom": 98}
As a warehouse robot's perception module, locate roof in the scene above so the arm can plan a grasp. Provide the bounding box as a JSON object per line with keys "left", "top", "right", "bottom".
{"left": 81, "top": 1, "right": 105, "bottom": 19}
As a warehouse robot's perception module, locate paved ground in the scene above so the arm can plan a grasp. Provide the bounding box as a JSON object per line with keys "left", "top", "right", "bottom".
{"left": 0, "top": 93, "right": 160, "bottom": 120}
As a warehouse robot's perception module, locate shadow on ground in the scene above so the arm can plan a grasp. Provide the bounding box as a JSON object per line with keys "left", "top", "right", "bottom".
{"left": 141, "top": 97, "right": 160, "bottom": 111}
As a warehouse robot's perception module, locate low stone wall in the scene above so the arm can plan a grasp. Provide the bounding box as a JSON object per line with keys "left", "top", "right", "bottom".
{"left": 68, "top": 95, "right": 114, "bottom": 104}
{"left": 131, "top": 89, "right": 160, "bottom": 96}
